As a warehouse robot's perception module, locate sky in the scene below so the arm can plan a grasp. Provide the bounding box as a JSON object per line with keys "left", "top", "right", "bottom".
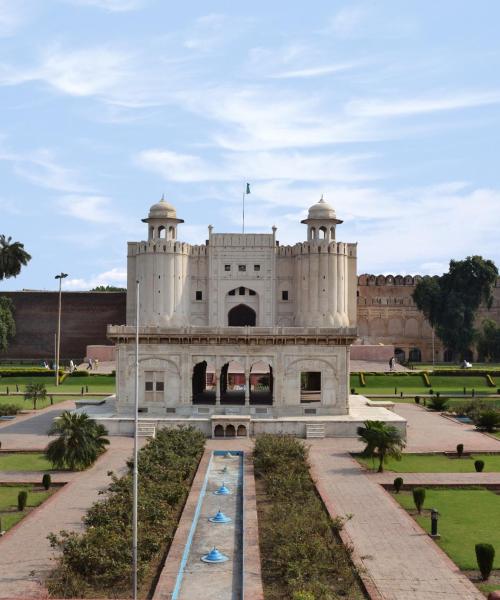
{"left": 1, "top": 0, "right": 500, "bottom": 291}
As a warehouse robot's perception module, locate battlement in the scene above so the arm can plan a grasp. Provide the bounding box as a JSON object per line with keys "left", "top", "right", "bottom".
{"left": 277, "top": 241, "right": 357, "bottom": 257}
{"left": 358, "top": 273, "right": 500, "bottom": 287}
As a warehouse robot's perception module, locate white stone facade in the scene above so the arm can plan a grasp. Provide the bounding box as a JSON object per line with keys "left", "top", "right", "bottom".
{"left": 109, "top": 197, "right": 361, "bottom": 429}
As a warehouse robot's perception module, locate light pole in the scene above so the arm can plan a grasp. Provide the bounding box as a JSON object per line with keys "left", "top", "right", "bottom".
{"left": 132, "top": 279, "right": 140, "bottom": 600}
{"left": 55, "top": 273, "right": 68, "bottom": 386}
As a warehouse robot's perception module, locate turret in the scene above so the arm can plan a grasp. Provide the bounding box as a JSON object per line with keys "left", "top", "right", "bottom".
{"left": 301, "top": 196, "right": 343, "bottom": 242}
{"left": 142, "top": 197, "right": 184, "bottom": 241}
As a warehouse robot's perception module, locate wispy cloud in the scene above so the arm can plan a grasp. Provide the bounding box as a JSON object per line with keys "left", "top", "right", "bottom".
{"left": 64, "top": 0, "right": 145, "bottom": 12}
{"left": 347, "top": 90, "right": 500, "bottom": 118}
{"left": 183, "top": 14, "right": 229, "bottom": 52}
{"left": 57, "top": 195, "right": 118, "bottom": 223}
{"left": 329, "top": 6, "right": 370, "bottom": 38}
{"left": 64, "top": 267, "right": 127, "bottom": 290}
{"left": 0, "top": 0, "right": 28, "bottom": 37}
{"left": 271, "top": 62, "right": 360, "bottom": 79}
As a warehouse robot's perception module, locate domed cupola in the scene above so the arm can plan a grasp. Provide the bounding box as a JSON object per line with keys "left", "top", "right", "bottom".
{"left": 301, "top": 196, "right": 343, "bottom": 242}
{"left": 142, "top": 197, "right": 184, "bottom": 241}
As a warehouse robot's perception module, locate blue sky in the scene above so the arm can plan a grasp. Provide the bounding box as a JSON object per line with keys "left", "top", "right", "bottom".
{"left": 1, "top": 0, "right": 500, "bottom": 290}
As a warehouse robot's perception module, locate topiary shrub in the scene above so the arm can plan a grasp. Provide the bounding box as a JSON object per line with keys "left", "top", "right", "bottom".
{"left": 393, "top": 477, "right": 403, "bottom": 493}
{"left": 292, "top": 592, "right": 315, "bottom": 600}
{"left": 475, "top": 543, "right": 495, "bottom": 580}
{"left": 18, "top": 490, "right": 28, "bottom": 511}
{"left": 414, "top": 396, "right": 420, "bottom": 404}
{"left": 474, "top": 460, "right": 485, "bottom": 472}
{"left": 428, "top": 396, "right": 449, "bottom": 411}
{"left": 412, "top": 488, "right": 426, "bottom": 514}
{"left": 456, "top": 443, "right": 464, "bottom": 458}
{"left": 42, "top": 473, "right": 51, "bottom": 490}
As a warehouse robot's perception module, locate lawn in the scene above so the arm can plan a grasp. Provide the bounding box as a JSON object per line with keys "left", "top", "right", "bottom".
{"left": 0, "top": 484, "right": 54, "bottom": 532}
{"left": 394, "top": 488, "right": 500, "bottom": 570}
{"left": 0, "top": 374, "right": 115, "bottom": 400}
{"left": 355, "top": 453, "right": 500, "bottom": 473}
{"left": 0, "top": 394, "right": 76, "bottom": 411}
{"left": 418, "top": 363, "right": 500, "bottom": 372}
{"left": 429, "top": 375, "right": 493, "bottom": 393}
{"left": 0, "top": 452, "right": 53, "bottom": 472}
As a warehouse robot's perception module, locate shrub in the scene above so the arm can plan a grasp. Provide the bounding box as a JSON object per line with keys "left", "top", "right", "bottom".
{"left": 0, "top": 403, "right": 19, "bottom": 416}
{"left": 42, "top": 473, "right": 51, "bottom": 490}
{"left": 475, "top": 543, "right": 495, "bottom": 580}
{"left": 428, "top": 396, "right": 449, "bottom": 411}
{"left": 456, "top": 443, "right": 464, "bottom": 458}
{"left": 474, "top": 460, "right": 485, "bottom": 472}
{"left": 412, "top": 488, "right": 426, "bottom": 514}
{"left": 18, "top": 490, "right": 28, "bottom": 511}
{"left": 474, "top": 409, "right": 500, "bottom": 432}
{"left": 293, "top": 592, "right": 315, "bottom": 600}
{"left": 414, "top": 396, "right": 420, "bottom": 404}
{"left": 393, "top": 477, "right": 403, "bottom": 493}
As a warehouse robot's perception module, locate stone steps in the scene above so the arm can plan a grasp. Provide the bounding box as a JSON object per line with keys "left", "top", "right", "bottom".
{"left": 137, "top": 420, "right": 156, "bottom": 438}
{"left": 305, "top": 424, "right": 325, "bottom": 439}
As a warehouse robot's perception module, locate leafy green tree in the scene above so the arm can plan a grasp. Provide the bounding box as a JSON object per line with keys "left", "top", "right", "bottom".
{"left": 476, "top": 319, "right": 500, "bottom": 362}
{"left": 46, "top": 411, "right": 109, "bottom": 471}
{"left": 91, "top": 286, "right": 126, "bottom": 291}
{"left": 0, "top": 296, "right": 15, "bottom": 352}
{"left": 357, "top": 420, "right": 406, "bottom": 473}
{"left": 412, "top": 256, "right": 498, "bottom": 360}
{"left": 24, "top": 381, "right": 47, "bottom": 410}
{"left": 0, "top": 235, "right": 31, "bottom": 280}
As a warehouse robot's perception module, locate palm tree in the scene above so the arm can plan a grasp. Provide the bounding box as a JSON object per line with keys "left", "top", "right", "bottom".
{"left": 24, "top": 381, "right": 47, "bottom": 410}
{"left": 0, "top": 235, "right": 32, "bottom": 280}
{"left": 46, "top": 411, "right": 109, "bottom": 471}
{"left": 357, "top": 420, "right": 406, "bottom": 473}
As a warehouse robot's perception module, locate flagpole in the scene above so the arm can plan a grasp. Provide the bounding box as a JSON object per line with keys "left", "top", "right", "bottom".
{"left": 132, "top": 279, "right": 139, "bottom": 600}
{"left": 242, "top": 189, "right": 245, "bottom": 234}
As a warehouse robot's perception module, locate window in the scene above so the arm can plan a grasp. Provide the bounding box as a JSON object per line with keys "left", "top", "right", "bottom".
{"left": 156, "top": 381, "right": 164, "bottom": 392}
{"left": 224, "top": 264, "right": 231, "bottom": 271}
{"left": 300, "top": 371, "right": 321, "bottom": 403}
{"left": 228, "top": 289, "right": 236, "bottom": 296}
{"left": 249, "top": 289, "right": 256, "bottom": 296}
{"left": 144, "top": 371, "right": 164, "bottom": 401}
{"left": 254, "top": 264, "right": 260, "bottom": 271}
{"left": 195, "top": 290, "right": 203, "bottom": 301}
{"left": 238, "top": 264, "right": 246, "bottom": 272}
{"left": 282, "top": 290, "right": 289, "bottom": 301}
{"left": 145, "top": 381, "right": 153, "bottom": 391}
{"left": 239, "top": 286, "right": 245, "bottom": 295}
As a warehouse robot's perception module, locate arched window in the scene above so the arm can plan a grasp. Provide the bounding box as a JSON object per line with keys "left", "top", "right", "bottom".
{"left": 225, "top": 424, "right": 236, "bottom": 437}
{"left": 237, "top": 425, "right": 247, "bottom": 437}
{"left": 214, "top": 424, "right": 224, "bottom": 437}
{"left": 158, "top": 226, "right": 166, "bottom": 239}
{"left": 319, "top": 226, "right": 327, "bottom": 240}
{"left": 228, "top": 304, "right": 256, "bottom": 326}
{"left": 169, "top": 226, "right": 175, "bottom": 240}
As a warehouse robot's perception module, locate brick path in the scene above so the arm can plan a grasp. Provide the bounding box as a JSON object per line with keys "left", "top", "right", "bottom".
{"left": 0, "top": 436, "right": 133, "bottom": 599}
{"left": 309, "top": 440, "right": 485, "bottom": 600}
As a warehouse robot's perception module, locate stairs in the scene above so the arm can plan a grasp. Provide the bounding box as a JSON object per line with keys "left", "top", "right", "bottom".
{"left": 305, "top": 423, "right": 325, "bottom": 439}
{"left": 137, "top": 420, "right": 156, "bottom": 438}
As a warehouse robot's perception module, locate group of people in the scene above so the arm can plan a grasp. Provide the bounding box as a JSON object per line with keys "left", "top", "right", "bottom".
{"left": 39, "top": 359, "right": 95, "bottom": 372}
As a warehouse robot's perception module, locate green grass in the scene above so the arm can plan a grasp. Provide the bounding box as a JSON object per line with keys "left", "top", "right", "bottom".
{"left": 429, "top": 375, "right": 492, "bottom": 393}
{"left": 355, "top": 453, "right": 500, "bottom": 473}
{"left": 0, "top": 484, "right": 54, "bottom": 532}
{"left": 394, "top": 488, "right": 500, "bottom": 570}
{"left": 0, "top": 394, "right": 77, "bottom": 410}
{"left": 0, "top": 452, "right": 53, "bottom": 472}
{"left": 418, "top": 363, "right": 500, "bottom": 371}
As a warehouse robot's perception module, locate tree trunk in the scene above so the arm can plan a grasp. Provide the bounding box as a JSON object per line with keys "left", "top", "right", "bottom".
{"left": 378, "top": 453, "right": 384, "bottom": 473}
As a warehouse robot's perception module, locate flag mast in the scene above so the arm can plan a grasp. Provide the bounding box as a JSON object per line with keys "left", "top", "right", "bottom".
{"left": 242, "top": 183, "right": 250, "bottom": 233}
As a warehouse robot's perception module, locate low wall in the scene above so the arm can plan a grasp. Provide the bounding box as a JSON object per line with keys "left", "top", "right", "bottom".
{"left": 86, "top": 345, "right": 116, "bottom": 362}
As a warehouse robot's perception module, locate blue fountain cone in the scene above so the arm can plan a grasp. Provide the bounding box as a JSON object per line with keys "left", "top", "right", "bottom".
{"left": 209, "top": 509, "right": 232, "bottom": 524}
{"left": 214, "top": 481, "right": 231, "bottom": 495}
{"left": 201, "top": 546, "right": 229, "bottom": 563}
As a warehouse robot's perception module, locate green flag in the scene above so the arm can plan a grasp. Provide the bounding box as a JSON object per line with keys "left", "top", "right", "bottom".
{"left": 246, "top": 183, "right": 251, "bottom": 194}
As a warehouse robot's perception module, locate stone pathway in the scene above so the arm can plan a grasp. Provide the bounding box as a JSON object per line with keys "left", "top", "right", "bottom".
{"left": 0, "top": 437, "right": 133, "bottom": 599}
{"left": 309, "top": 440, "right": 485, "bottom": 600}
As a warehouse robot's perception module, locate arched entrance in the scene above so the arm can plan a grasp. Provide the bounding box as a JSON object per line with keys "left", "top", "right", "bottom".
{"left": 225, "top": 424, "right": 236, "bottom": 437}
{"left": 237, "top": 425, "right": 247, "bottom": 437}
{"left": 228, "top": 304, "right": 256, "bottom": 326}
{"left": 409, "top": 348, "right": 422, "bottom": 362}
{"left": 221, "top": 360, "right": 245, "bottom": 405}
{"left": 394, "top": 348, "right": 406, "bottom": 363}
{"left": 192, "top": 361, "right": 216, "bottom": 404}
{"left": 249, "top": 360, "right": 273, "bottom": 405}
{"left": 214, "top": 424, "right": 224, "bottom": 437}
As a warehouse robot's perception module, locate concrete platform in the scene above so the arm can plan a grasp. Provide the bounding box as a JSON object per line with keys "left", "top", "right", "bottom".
{"left": 82, "top": 394, "right": 407, "bottom": 438}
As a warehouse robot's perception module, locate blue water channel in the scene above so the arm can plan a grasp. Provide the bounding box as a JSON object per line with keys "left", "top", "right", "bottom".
{"left": 172, "top": 451, "right": 244, "bottom": 600}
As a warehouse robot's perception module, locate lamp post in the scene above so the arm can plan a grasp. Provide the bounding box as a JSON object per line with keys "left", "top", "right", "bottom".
{"left": 132, "top": 279, "right": 140, "bottom": 600}
{"left": 430, "top": 508, "right": 440, "bottom": 538}
{"left": 54, "top": 273, "right": 68, "bottom": 386}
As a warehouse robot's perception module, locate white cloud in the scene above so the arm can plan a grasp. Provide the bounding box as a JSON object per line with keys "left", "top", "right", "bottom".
{"left": 64, "top": 267, "right": 127, "bottom": 290}
{"left": 136, "top": 148, "right": 378, "bottom": 183}
{"left": 329, "top": 6, "right": 370, "bottom": 38}
{"left": 57, "top": 195, "right": 118, "bottom": 223}
{"left": 0, "top": 0, "right": 28, "bottom": 37}
{"left": 347, "top": 90, "right": 500, "bottom": 118}
{"left": 271, "top": 62, "right": 361, "bottom": 79}
{"left": 64, "top": 0, "right": 144, "bottom": 12}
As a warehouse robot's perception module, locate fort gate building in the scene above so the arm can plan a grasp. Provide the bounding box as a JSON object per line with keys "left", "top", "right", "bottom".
{"left": 105, "top": 197, "right": 405, "bottom": 438}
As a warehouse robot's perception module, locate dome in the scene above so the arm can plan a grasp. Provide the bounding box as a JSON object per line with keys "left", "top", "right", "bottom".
{"left": 307, "top": 197, "right": 336, "bottom": 220}
{"left": 148, "top": 198, "right": 177, "bottom": 219}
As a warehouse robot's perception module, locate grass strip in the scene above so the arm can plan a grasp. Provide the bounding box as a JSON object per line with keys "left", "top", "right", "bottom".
{"left": 355, "top": 452, "right": 500, "bottom": 473}
{"left": 0, "top": 452, "right": 53, "bottom": 472}
{"left": 0, "top": 484, "right": 54, "bottom": 531}
{"left": 254, "top": 434, "right": 366, "bottom": 600}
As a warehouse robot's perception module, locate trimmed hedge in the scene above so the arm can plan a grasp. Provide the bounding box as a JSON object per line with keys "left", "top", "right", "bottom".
{"left": 0, "top": 403, "right": 19, "bottom": 416}
{"left": 0, "top": 369, "right": 64, "bottom": 378}
{"left": 47, "top": 426, "right": 205, "bottom": 598}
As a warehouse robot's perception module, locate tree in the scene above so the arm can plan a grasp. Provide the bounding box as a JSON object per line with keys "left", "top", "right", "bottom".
{"left": 476, "top": 319, "right": 500, "bottom": 362}
{"left": 0, "top": 296, "right": 15, "bottom": 352}
{"left": 24, "top": 381, "right": 47, "bottom": 410}
{"left": 46, "top": 411, "right": 109, "bottom": 471}
{"left": 412, "top": 256, "right": 498, "bottom": 360}
{"left": 357, "top": 420, "right": 406, "bottom": 473}
{"left": 91, "top": 286, "right": 126, "bottom": 292}
{"left": 0, "top": 235, "right": 31, "bottom": 280}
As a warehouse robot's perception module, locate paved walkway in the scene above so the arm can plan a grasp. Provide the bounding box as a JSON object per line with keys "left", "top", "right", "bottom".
{"left": 309, "top": 440, "right": 485, "bottom": 600}
{"left": 0, "top": 436, "right": 133, "bottom": 599}
{"left": 394, "top": 404, "right": 500, "bottom": 452}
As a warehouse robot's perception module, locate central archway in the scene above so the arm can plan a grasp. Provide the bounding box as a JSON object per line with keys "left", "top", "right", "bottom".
{"left": 228, "top": 304, "right": 256, "bottom": 326}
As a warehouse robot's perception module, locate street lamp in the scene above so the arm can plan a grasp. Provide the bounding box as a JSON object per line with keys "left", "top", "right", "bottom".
{"left": 55, "top": 273, "right": 68, "bottom": 386}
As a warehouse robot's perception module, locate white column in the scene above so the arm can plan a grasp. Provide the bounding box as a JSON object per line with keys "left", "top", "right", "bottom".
{"left": 215, "top": 368, "right": 221, "bottom": 405}
{"left": 245, "top": 369, "right": 250, "bottom": 406}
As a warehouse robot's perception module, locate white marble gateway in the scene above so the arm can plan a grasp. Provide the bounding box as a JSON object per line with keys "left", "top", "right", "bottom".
{"left": 106, "top": 197, "right": 404, "bottom": 438}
